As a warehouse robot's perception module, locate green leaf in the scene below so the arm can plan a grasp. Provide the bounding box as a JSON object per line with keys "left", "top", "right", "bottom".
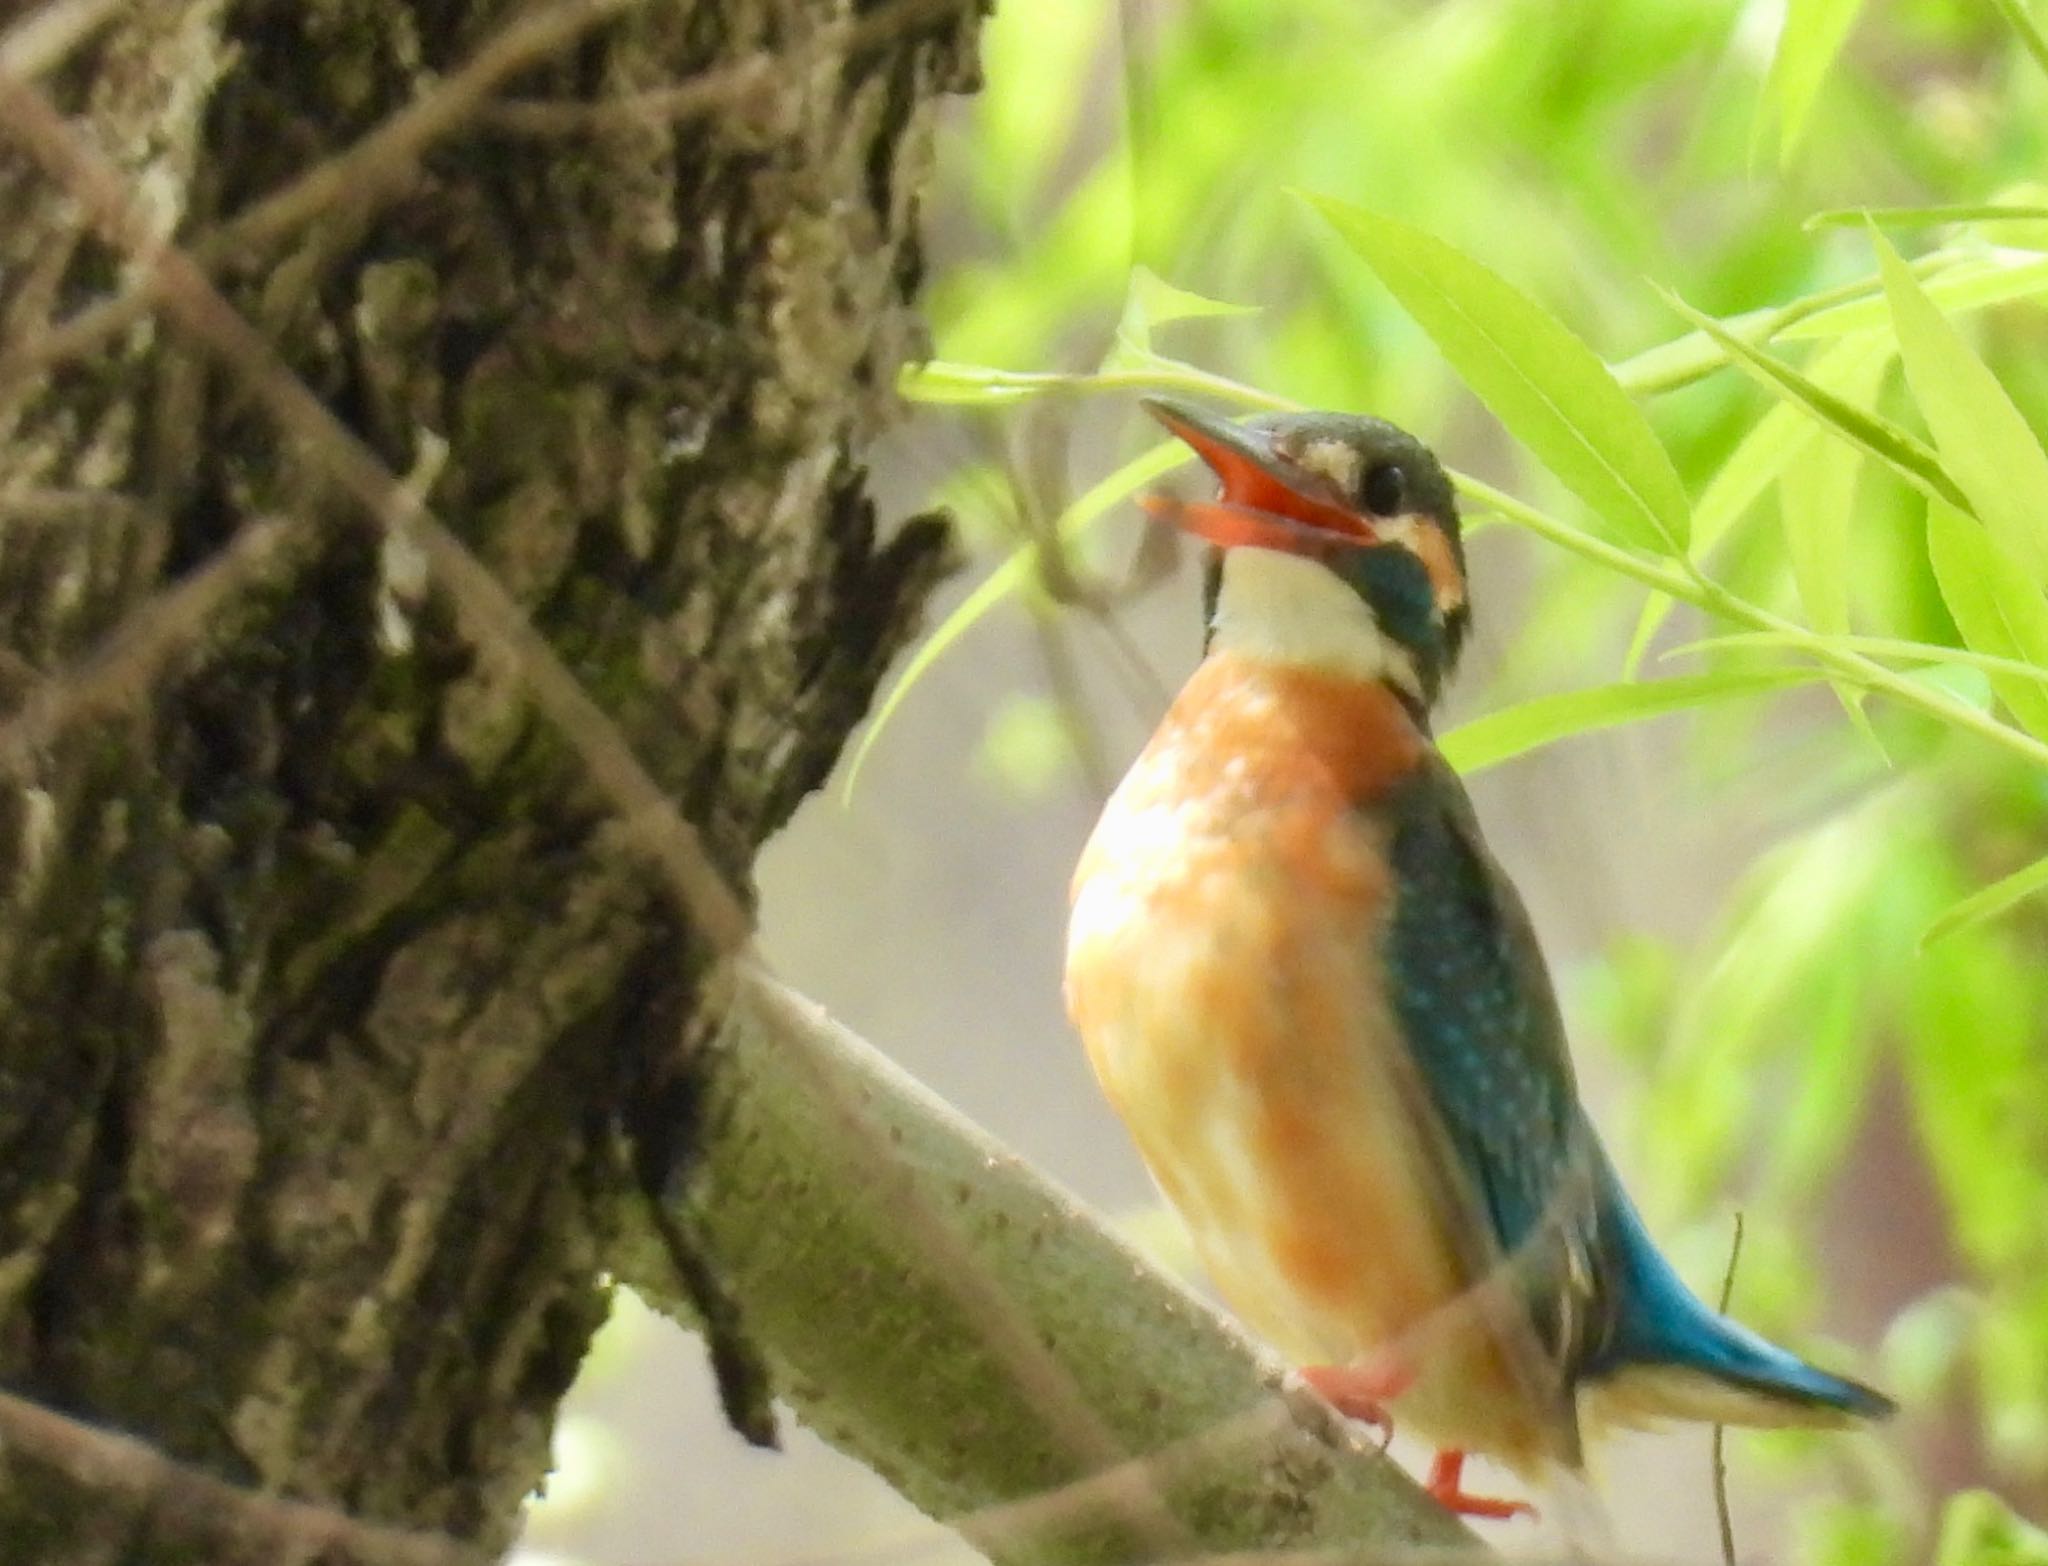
{"left": 899, "top": 361, "right": 1064, "bottom": 406}
{"left": 1806, "top": 203, "right": 2048, "bottom": 234}
{"left": 1660, "top": 290, "right": 1968, "bottom": 512}
{"left": 1781, "top": 345, "right": 1871, "bottom": 636}
{"left": 1307, "top": 195, "right": 1691, "bottom": 555}
{"left": 1625, "top": 336, "right": 1894, "bottom": 675}
{"left": 1879, "top": 232, "right": 2048, "bottom": 583}
{"left": 1440, "top": 668, "right": 1819, "bottom": 775}
{"left": 1764, "top": 0, "right": 1869, "bottom": 161}
{"left": 1673, "top": 630, "right": 2048, "bottom": 688}
{"left": 1618, "top": 252, "right": 2048, "bottom": 396}
{"left": 1935, "top": 1489, "right": 2048, "bottom": 1566}
{"left": 1926, "top": 501, "right": 2048, "bottom": 741}
{"left": 1923, "top": 854, "right": 2048, "bottom": 947}
{"left": 1988, "top": 0, "right": 2048, "bottom": 86}
{"left": 1781, "top": 345, "right": 1884, "bottom": 739}
{"left": 1782, "top": 254, "right": 2048, "bottom": 341}
{"left": 1113, "top": 267, "right": 1259, "bottom": 358}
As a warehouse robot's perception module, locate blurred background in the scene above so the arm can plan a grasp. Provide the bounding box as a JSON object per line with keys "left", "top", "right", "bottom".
{"left": 515, "top": 1, "right": 2048, "bottom": 1560}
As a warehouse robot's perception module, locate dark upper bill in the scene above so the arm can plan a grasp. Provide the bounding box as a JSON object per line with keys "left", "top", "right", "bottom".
{"left": 1138, "top": 396, "right": 1374, "bottom": 556}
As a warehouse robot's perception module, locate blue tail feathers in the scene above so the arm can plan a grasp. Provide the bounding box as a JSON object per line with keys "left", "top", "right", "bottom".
{"left": 1583, "top": 1159, "right": 1895, "bottom": 1422}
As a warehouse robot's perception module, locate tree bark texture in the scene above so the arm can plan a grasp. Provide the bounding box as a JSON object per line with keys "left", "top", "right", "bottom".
{"left": 0, "top": 1, "right": 964, "bottom": 1558}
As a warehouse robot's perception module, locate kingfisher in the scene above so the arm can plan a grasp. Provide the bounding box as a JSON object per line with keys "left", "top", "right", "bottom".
{"left": 1063, "top": 397, "right": 1893, "bottom": 1519}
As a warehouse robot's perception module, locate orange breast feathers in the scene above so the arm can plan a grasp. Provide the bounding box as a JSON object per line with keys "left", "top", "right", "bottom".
{"left": 1063, "top": 655, "right": 1459, "bottom": 1362}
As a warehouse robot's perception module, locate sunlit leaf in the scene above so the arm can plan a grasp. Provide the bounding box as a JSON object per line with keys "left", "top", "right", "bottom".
{"left": 1926, "top": 501, "right": 2048, "bottom": 741}
{"left": 1660, "top": 290, "right": 1966, "bottom": 511}
{"left": 1805, "top": 203, "right": 2048, "bottom": 231}
{"left": 1307, "top": 195, "right": 1692, "bottom": 554}
{"left": 1440, "top": 668, "right": 1818, "bottom": 775}
{"left": 1880, "top": 1287, "right": 1977, "bottom": 1405}
{"left": 1782, "top": 345, "right": 1884, "bottom": 736}
{"left": 1936, "top": 1490, "right": 2048, "bottom": 1566}
{"left": 1618, "top": 252, "right": 2048, "bottom": 399}
{"left": 900, "top": 361, "right": 1065, "bottom": 406}
{"left": 1923, "top": 854, "right": 2048, "bottom": 947}
{"left": 1988, "top": 0, "right": 2048, "bottom": 85}
{"left": 1758, "top": 958, "right": 1875, "bottom": 1200}
{"left": 1880, "top": 232, "right": 2048, "bottom": 582}
{"left": 1782, "top": 254, "right": 2048, "bottom": 341}
{"left": 1763, "top": 0, "right": 1869, "bottom": 162}
{"left": 1642, "top": 800, "right": 1903, "bottom": 1212}
{"left": 1673, "top": 630, "right": 2048, "bottom": 688}
{"left": 1625, "top": 338, "right": 1891, "bottom": 674}
{"left": 1905, "top": 882, "right": 2048, "bottom": 1273}
{"left": 1113, "top": 266, "right": 1259, "bottom": 359}
{"left": 1793, "top": 1500, "right": 1910, "bottom": 1566}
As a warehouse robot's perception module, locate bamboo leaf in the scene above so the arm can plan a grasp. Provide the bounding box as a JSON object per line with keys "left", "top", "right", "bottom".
{"left": 1440, "top": 669, "right": 1819, "bottom": 775}
{"left": 1879, "top": 232, "right": 2048, "bottom": 583}
{"left": 1782, "top": 348, "right": 1882, "bottom": 635}
{"left": 900, "top": 361, "right": 1069, "bottom": 406}
{"left": 1925, "top": 501, "right": 2048, "bottom": 741}
{"left": 1764, "top": 0, "right": 1869, "bottom": 161}
{"left": 1782, "top": 254, "right": 2048, "bottom": 341}
{"left": 1988, "top": 0, "right": 2048, "bottom": 84}
{"left": 1923, "top": 855, "right": 2048, "bottom": 947}
{"left": 1673, "top": 630, "right": 2048, "bottom": 688}
{"left": 1627, "top": 336, "right": 1893, "bottom": 673}
{"left": 1660, "top": 290, "right": 1968, "bottom": 512}
{"left": 1617, "top": 252, "right": 2048, "bottom": 397}
{"left": 1805, "top": 203, "right": 2048, "bottom": 232}
{"left": 1115, "top": 267, "right": 1259, "bottom": 358}
{"left": 1307, "top": 195, "right": 1691, "bottom": 555}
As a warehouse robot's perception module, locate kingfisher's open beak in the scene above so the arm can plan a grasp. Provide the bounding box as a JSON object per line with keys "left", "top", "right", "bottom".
{"left": 1139, "top": 396, "right": 1373, "bottom": 555}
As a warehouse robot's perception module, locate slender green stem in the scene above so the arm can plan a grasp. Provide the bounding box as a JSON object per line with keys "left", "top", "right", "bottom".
{"left": 1989, "top": 0, "right": 2048, "bottom": 83}
{"left": 912, "top": 355, "right": 2048, "bottom": 778}
{"left": 1610, "top": 249, "right": 1962, "bottom": 397}
{"left": 1451, "top": 471, "right": 2048, "bottom": 774}
{"left": 905, "top": 360, "right": 1297, "bottom": 411}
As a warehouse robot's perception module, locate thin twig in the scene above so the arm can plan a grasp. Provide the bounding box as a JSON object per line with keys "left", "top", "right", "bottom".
{"left": 0, "top": 0, "right": 122, "bottom": 79}
{"left": 0, "top": 0, "right": 644, "bottom": 385}
{"left": 0, "top": 1388, "right": 485, "bottom": 1566}
{"left": 0, "top": 514, "right": 300, "bottom": 771}
{"left": 482, "top": 0, "right": 974, "bottom": 134}
{"left": 1712, "top": 1212, "right": 1746, "bottom": 1566}
{"left": 0, "top": 0, "right": 980, "bottom": 386}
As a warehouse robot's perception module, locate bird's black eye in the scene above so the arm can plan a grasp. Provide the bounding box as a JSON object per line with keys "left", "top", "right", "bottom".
{"left": 1362, "top": 462, "right": 1406, "bottom": 517}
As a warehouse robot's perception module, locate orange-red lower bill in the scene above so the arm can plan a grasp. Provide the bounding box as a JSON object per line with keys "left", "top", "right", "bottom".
{"left": 1141, "top": 493, "right": 1361, "bottom": 557}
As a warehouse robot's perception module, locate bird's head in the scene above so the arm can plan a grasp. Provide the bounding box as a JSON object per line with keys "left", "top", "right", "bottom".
{"left": 1140, "top": 396, "right": 1469, "bottom": 708}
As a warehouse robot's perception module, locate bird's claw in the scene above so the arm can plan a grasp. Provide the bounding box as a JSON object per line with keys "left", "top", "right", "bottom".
{"left": 1425, "top": 1450, "right": 1537, "bottom": 1521}
{"left": 1298, "top": 1361, "right": 1411, "bottom": 1449}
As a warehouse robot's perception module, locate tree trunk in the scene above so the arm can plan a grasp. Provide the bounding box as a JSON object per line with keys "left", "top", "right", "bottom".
{"left": 0, "top": 1, "right": 963, "bottom": 1557}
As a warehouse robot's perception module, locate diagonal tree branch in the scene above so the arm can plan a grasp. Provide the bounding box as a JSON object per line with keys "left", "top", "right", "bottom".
{"left": 622, "top": 970, "right": 1478, "bottom": 1566}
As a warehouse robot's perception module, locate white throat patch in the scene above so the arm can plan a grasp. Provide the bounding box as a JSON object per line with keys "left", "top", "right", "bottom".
{"left": 1209, "top": 547, "right": 1420, "bottom": 695}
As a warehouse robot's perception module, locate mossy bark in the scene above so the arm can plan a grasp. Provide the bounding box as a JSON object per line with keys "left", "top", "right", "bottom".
{"left": 0, "top": 2, "right": 964, "bottom": 1558}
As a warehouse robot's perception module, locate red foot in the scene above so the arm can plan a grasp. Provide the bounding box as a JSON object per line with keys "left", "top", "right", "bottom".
{"left": 1299, "top": 1359, "right": 1414, "bottom": 1447}
{"left": 1424, "top": 1450, "right": 1536, "bottom": 1521}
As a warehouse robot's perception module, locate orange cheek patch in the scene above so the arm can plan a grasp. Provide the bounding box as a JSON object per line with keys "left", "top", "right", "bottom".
{"left": 1406, "top": 517, "right": 1466, "bottom": 611}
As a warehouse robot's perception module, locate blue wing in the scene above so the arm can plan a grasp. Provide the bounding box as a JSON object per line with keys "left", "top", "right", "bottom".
{"left": 1379, "top": 762, "right": 1586, "bottom": 1258}
{"left": 1375, "top": 756, "right": 1892, "bottom": 1427}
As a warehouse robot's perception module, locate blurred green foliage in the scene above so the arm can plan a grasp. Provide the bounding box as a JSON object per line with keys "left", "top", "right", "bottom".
{"left": 890, "top": 0, "right": 2048, "bottom": 1555}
